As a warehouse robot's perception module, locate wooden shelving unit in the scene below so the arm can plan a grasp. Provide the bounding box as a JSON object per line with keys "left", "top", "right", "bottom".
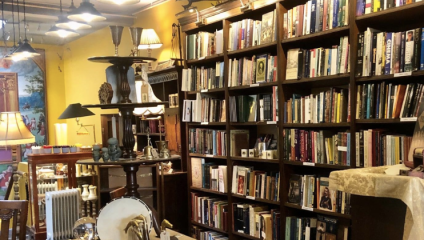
{"left": 178, "top": 0, "right": 418, "bottom": 239}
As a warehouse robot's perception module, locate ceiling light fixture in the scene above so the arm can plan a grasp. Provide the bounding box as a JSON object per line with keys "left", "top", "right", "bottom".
{"left": 55, "top": 0, "right": 91, "bottom": 30}
{"left": 46, "top": 25, "right": 79, "bottom": 38}
{"left": 97, "top": 0, "right": 140, "bottom": 5}
{"left": 13, "top": 0, "right": 40, "bottom": 58}
{"left": 68, "top": 0, "right": 106, "bottom": 23}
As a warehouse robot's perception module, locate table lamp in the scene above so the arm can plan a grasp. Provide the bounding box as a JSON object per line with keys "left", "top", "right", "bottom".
{"left": 0, "top": 112, "right": 35, "bottom": 146}
{"left": 138, "top": 29, "right": 162, "bottom": 71}
{"left": 58, "top": 103, "right": 97, "bottom": 143}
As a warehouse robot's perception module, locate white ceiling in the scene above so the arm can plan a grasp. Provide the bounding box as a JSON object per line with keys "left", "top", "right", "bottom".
{"left": 0, "top": 0, "right": 167, "bottom": 45}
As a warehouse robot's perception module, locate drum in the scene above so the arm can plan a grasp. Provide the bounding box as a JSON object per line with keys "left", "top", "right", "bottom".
{"left": 97, "top": 197, "right": 152, "bottom": 240}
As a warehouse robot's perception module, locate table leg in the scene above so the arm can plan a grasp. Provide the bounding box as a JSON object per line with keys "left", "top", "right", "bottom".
{"left": 120, "top": 107, "right": 136, "bottom": 158}
{"left": 116, "top": 64, "right": 132, "bottom": 103}
{"left": 123, "top": 164, "right": 140, "bottom": 198}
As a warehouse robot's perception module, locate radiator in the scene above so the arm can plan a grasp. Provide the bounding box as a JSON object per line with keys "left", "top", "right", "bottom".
{"left": 45, "top": 189, "right": 80, "bottom": 240}
{"left": 37, "top": 182, "right": 58, "bottom": 222}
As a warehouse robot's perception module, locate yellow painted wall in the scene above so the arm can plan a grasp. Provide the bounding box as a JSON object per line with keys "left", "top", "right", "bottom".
{"left": 62, "top": 0, "right": 213, "bottom": 146}
{"left": 0, "top": 43, "right": 66, "bottom": 145}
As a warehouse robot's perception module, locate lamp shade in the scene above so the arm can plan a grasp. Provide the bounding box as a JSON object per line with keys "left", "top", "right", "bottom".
{"left": 97, "top": 0, "right": 140, "bottom": 5}
{"left": 68, "top": 0, "right": 106, "bottom": 22}
{"left": 58, "top": 103, "right": 95, "bottom": 119}
{"left": 55, "top": 15, "right": 92, "bottom": 30}
{"left": 0, "top": 112, "right": 35, "bottom": 146}
{"left": 13, "top": 39, "right": 41, "bottom": 58}
{"left": 45, "top": 26, "right": 80, "bottom": 38}
{"left": 138, "top": 29, "right": 162, "bottom": 49}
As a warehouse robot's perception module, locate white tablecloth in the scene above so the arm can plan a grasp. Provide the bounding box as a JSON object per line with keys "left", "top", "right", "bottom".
{"left": 329, "top": 167, "right": 424, "bottom": 240}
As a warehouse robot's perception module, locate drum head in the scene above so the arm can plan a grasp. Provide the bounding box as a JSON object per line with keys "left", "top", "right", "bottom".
{"left": 97, "top": 197, "right": 152, "bottom": 240}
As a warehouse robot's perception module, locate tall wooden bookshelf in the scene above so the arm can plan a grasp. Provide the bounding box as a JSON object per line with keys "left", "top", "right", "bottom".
{"left": 178, "top": 0, "right": 419, "bottom": 239}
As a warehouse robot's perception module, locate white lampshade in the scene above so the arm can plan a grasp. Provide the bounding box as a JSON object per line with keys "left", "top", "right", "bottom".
{"left": 0, "top": 112, "right": 35, "bottom": 145}
{"left": 138, "top": 29, "right": 162, "bottom": 50}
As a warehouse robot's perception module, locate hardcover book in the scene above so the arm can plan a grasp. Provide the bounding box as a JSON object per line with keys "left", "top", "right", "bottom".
{"left": 318, "top": 177, "right": 336, "bottom": 212}
{"left": 288, "top": 174, "right": 302, "bottom": 204}
{"left": 191, "top": 158, "right": 205, "bottom": 188}
{"left": 260, "top": 11, "right": 275, "bottom": 44}
{"left": 256, "top": 54, "right": 268, "bottom": 83}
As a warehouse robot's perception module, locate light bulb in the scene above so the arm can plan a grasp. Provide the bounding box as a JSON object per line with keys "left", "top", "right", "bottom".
{"left": 11, "top": 54, "right": 28, "bottom": 62}
{"left": 189, "top": 9, "right": 194, "bottom": 13}
{"left": 80, "top": 13, "right": 98, "bottom": 22}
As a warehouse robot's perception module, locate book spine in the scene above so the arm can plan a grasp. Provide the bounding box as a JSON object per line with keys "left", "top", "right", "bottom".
{"left": 421, "top": 29, "right": 424, "bottom": 70}
{"left": 414, "top": 28, "right": 422, "bottom": 71}
{"left": 311, "top": 0, "right": 317, "bottom": 34}
{"left": 356, "top": 33, "right": 364, "bottom": 77}
{"left": 385, "top": 32, "right": 392, "bottom": 75}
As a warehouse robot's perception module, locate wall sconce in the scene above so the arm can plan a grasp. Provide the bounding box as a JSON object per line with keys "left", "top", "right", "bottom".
{"left": 58, "top": 103, "right": 98, "bottom": 144}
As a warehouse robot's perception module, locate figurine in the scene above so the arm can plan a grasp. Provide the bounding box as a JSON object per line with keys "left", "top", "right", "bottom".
{"left": 101, "top": 147, "right": 110, "bottom": 162}
{"left": 124, "top": 214, "right": 149, "bottom": 240}
{"left": 93, "top": 145, "right": 101, "bottom": 162}
{"left": 108, "top": 138, "right": 122, "bottom": 161}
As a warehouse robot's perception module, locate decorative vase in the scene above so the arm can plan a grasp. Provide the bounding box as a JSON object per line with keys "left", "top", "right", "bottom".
{"left": 81, "top": 185, "right": 89, "bottom": 201}
{"left": 88, "top": 186, "right": 97, "bottom": 201}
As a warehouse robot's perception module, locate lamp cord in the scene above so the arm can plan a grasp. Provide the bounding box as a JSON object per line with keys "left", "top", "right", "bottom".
{"left": 11, "top": 0, "right": 16, "bottom": 47}
{"left": 23, "top": 0, "right": 27, "bottom": 40}
{"left": 16, "top": 0, "right": 20, "bottom": 42}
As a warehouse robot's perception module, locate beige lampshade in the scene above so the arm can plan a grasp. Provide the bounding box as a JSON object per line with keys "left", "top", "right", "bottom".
{"left": 0, "top": 112, "right": 35, "bottom": 146}
{"left": 138, "top": 29, "right": 163, "bottom": 49}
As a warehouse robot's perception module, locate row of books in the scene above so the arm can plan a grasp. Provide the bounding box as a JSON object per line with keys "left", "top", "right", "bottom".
{"left": 283, "top": 0, "right": 349, "bottom": 39}
{"left": 356, "top": 0, "right": 422, "bottom": 16}
{"left": 186, "top": 30, "right": 223, "bottom": 60}
{"left": 355, "top": 130, "right": 412, "bottom": 167}
{"left": 191, "top": 227, "right": 228, "bottom": 240}
{"left": 288, "top": 175, "right": 351, "bottom": 214}
{"left": 356, "top": 83, "right": 424, "bottom": 120}
{"left": 182, "top": 93, "right": 226, "bottom": 122}
{"left": 286, "top": 36, "right": 350, "bottom": 80}
{"left": 191, "top": 158, "right": 228, "bottom": 193}
{"left": 228, "top": 54, "right": 277, "bottom": 87}
{"left": 228, "top": 10, "right": 276, "bottom": 51}
{"left": 188, "top": 128, "right": 227, "bottom": 156}
{"left": 139, "top": 119, "right": 164, "bottom": 134}
{"left": 229, "top": 92, "right": 278, "bottom": 123}
{"left": 231, "top": 165, "right": 280, "bottom": 202}
{"left": 285, "top": 215, "right": 344, "bottom": 240}
{"left": 283, "top": 129, "right": 351, "bottom": 166}
{"left": 233, "top": 204, "right": 280, "bottom": 240}
{"left": 181, "top": 62, "right": 225, "bottom": 91}
{"left": 356, "top": 28, "right": 423, "bottom": 77}
{"left": 284, "top": 88, "right": 350, "bottom": 124}
{"left": 190, "top": 193, "right": 228, "bottom": 231}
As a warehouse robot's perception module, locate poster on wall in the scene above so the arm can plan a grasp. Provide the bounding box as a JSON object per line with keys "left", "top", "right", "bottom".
{"left": 0, "top": 48, "right": 48, "bottom": 162}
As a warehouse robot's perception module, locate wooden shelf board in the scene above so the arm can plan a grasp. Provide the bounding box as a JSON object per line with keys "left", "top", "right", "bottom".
{"left": 230, "top": 121, "right": 278, "bottom": 126}
{"left": 355, "top": 119, "right": 416, "bottom": 124}
{"left": 227, "top": 42, "right": 277, "bottom": 56}
{"left": 356, "top": 1, "right": 424, "bottom": 25}
{"left": 282, "top": 123, "right": 350, "bottom": 128}
{"left": 187, "top": 88, "right": 226, "bottom": 95}
{"left": 356, "top": 70, "right": 424, "bottom": 82}
{"left": 228, "top": 81, "right": 278, "bottom": 91}
{"left": 283, "top": 73, "right": 350, "bottom": 86}
{"left": 187, "top": 54, "right": 224, "bottom": 65}
{"left": 231, "top": 157, "right": 279, "bottom": 164}
{"left": 284, "top": 202, "right": 352, "bottom": 219}
{"left": 136, "top": 133, "right": 164, "bottom": 136}
{"left": 283, "top": 161, "right": 352, "bottom": 170}
{"left": 282, "top": 26, "right": 350, "bottom": 44}
{"left": 189, "top": 153, "right": 228, "bottom": 159}
{"left": 188, "top": 122, "right": 227, "bottom": 126}
{"left": 191, "top": 221, "right": 228, "bottom": 234}
{"left": 232, "top": 194, "right": 280, "bottom": 205}
{"left": 190, "top": 186, "right": 227, "bottom": 196}
{"left": 232, "top": 231, "right": 260, "bottom": 240}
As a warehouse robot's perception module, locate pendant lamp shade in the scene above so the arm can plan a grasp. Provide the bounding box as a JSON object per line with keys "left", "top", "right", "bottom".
{"left": 13, "top": 39, "right": 40, "bottom": 58}
{"left": 68, "top": 0, "right": 106, "bottom": 22}
{"left": 97, "top": 0, "right": 140, "bottom": 5}
{"left": 138, "top": 29, "right": 162, "bottom": 50}
{"left": 0, "top": 112, "right": 35, "bottom": 146}
{"left": 55, "top": 15, "right": 91, "bottom": 30}
{"left": 46, "top": 25, "right": 80, "bottom": 38}
{"left": 58, "top": 103, "right": 95, "bottom": 119}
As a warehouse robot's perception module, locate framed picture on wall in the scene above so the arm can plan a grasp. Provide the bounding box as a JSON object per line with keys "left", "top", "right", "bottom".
{"left": 0, "top": 48, "right": 48, "bottom": 162}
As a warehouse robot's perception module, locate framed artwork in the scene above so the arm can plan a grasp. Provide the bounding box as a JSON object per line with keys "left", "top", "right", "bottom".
{"left": 0, "top": 48, "right": 48, "bottom": 162}
{"left": 0, "top": 164, "right": 13, "bottom": 200}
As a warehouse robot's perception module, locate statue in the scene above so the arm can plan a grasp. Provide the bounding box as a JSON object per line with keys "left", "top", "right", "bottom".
{"left": 93, "top": 145, "right": 101, "bottom": 162}
{"left": 108, "top": 138, "right": 122, "bottom": 161}
{"left": 124, "top": 214, "right": 149, "bottom": 240}
{"left": 101, "top": 147, "right": 110, "bottom": 162}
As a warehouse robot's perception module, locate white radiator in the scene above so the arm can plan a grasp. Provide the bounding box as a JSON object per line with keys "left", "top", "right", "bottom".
{"left": 45, "top": 189, "right": 80, "bottom": 240}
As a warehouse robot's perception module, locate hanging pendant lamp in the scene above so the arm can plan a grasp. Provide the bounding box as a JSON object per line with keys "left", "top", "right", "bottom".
{"left": 3, "top": 0, "right": 22, "bottom": 60}
{"left": 68, "top": 0, "right": 106, "bottom": 23}
{"left": 55, "top": 0, "right": 91, "bottom": 30}
{"left": 46, "top": 25, "right": 79, "bottom": 38}
{"left": 97, "top": 0, "right": 140, "bottom": 5}
{"left": 13, "top": 0, "right": 39, "bottom": 58}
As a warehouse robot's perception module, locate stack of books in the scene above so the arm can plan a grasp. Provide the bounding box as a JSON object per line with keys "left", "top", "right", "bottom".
{"left": 356, "top": 83, "right": 424, "bottom": 119}
{"left": 229, "top": 89, "right": 278, "bottom": 122}
{"left": 283, "top": 129, "right": 351, "bottom": 166}
{"left": 283, "top": 0, "right": 349, "bottom": 39}
{"left": 191, "top": 158, "right": 228, "bottom": 193}
{"left": 355, "top": 130, "right": 412, "bottom": 167}
{"left": 288, "top": 175, "right": 351, "bottom": 214}
{"left": 186, "top": 30, "right": 223, "bottom": 60}
{"left": 284, "top": 87, "right": 350, "bottom": 124}
{"left": 233, "top": 204, "right": 280, "bottom": 239}
{"left": 286, "top": 36, "right": 350, "bottom": 80}
{"left": 139, "top": 119, "right": 164, "bottom": 133}
{"left": 183, "top": 93, "right": 226, "bottom": 123}
{"left": 357, "top": 0, "right": 419, "bottom": 16}
{"left": 190, "top": 193, "right": 228, "bottom": 231}
{"left": 191, "top": 227, "right": 228, "bottom": 240}
{"left": 228, "top": 54, "right": 277, "bottom": 87}
{"left": 188, "top": 129, "right": 227, "bottom": 156}
{"left": 285, "top": 215, "right": 345, "bottom": 240}
{"left": 182, "top": 62, "right": 225, "bottom": 91}
{"left": 356, "top": 28, "right": 424, "bottom": 77}
{"left": 231, "top": 166, "right": 280, "bottom": 202}
{"left": 228, "top": 10, "right": 277, "bottom": 51}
